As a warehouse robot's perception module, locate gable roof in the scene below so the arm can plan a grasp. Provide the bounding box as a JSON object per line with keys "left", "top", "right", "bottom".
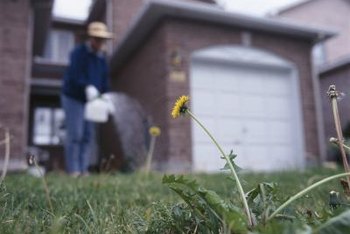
{"left": 319, "top": 56, "right": 350, "bottom": 75}
{"left": 275, "top": 0, "right": 317, "bottom": 16}
{"left": 275, "top": 0, "right": 350, "bottom": 16}
{"left": 110, "top": 0, "right": 336, "bottom": 73}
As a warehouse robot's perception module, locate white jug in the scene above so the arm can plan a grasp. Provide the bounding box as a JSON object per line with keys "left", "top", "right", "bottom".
{"left": 84, "top": 98, "right": 110, "bottom": 123}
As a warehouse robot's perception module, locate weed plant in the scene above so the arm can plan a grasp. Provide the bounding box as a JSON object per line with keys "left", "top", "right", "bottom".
{"left": 163, "top": 93, "right": 350, "bottom": 233}
{"left": 0, "top": 169, "right": 347, "bottom": 233}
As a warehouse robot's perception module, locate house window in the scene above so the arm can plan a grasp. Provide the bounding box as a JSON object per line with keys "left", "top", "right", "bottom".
{"left": 312, "top": 42, "right": 327, "bottom": 67}
{"left": 43, "top": 29, "right": 75, "bottom": 64}
{"left": 33, "top": 107, "right": 65, "bottom": 145}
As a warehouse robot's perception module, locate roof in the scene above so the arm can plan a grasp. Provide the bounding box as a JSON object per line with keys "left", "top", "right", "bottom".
{"left": 274, "top": 0, "right": 316, "bottom": 16}
{"left": 319, "top": 56, "right": 350, "bottom": 75}
{"left": 110, "top": 0, "right": 336, "bottom": 73}
{"left": 275, "top": 0, "right": 350, "bottom": 16}
{"left": 53, "top": 16, "right": 85, "bottom": 26}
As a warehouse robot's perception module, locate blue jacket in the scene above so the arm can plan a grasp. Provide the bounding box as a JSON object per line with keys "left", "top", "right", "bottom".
{"left": 62, "top": 43, "right": 110, "bottom": 102}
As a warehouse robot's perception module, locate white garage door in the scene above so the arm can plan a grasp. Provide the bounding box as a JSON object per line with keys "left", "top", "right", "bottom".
{"left": 190, "top": 50, "right": 304, "bottom": 172}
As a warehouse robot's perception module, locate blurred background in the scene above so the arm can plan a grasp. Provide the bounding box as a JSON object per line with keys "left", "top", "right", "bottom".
{"left": 53, "top": 0, "right": 303, "bottom": 19}
{"left": 1, "top": 0, "right": 349, "bottom": 174}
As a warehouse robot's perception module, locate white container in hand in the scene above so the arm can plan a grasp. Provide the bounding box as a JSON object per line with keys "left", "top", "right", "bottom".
{"left": 84, "top": 98, "right": 110, "bottom": 123}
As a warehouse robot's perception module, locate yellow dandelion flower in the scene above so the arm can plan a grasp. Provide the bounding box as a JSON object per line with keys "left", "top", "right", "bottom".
{"left": 149, "top": 126, "right": 161, "bottom": 137}
{"left": 171, "top": 95, "right": 189, "bottom": 118}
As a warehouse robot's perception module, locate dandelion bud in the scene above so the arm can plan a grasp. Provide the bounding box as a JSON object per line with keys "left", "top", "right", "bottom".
{"left": 149, "top": 126, "right": 161, "bottom": 137}
{"left": 329, "top": 190, "right": 340, "bottom": 209}
{"left": 329, "top": 137, "right": 338, "bottom": 144}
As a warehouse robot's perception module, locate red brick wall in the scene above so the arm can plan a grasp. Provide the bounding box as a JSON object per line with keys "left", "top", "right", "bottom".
{"left": 111, "top": 0, "right": 143, "bottom": 45}
{"left": 111, "top": 24, "right": 169, "bottom": 170}
{"left": 0, "top": 0, "right": 31, "bottom": 168}
{"left": 113, "top": 18, "right": 320, "bottom": 171}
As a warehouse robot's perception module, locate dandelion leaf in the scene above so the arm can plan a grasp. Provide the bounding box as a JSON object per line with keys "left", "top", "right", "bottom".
{"left": 221, "top": 150, "right": 242, "bottom": 172}
{"left": 246, "top": 182, "right": 278, "bottom": 222}
{"left": 315, "top": 210, "right": 350, "bottom": 234}
{"left": 163, "top": 174, "right": 248, "bottom": 233}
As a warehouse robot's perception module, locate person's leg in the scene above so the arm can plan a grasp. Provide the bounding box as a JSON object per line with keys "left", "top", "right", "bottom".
{"left": 79, "top": 120, "right": 94, "bottom": 174}
{"left": 61, "top": 95, "right": 84, "bottom": 175}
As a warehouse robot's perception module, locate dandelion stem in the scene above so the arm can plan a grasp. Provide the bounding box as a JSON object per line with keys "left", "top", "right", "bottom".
{"left": 268, "top": 172, "right": 350, "bottom": 220}
{"left": 327, "top": 85, "right": 350, "bottom": 185}
{"left": 187, "top": 110, "right": 253, "bottom": 227}
{"left": 33, "top": 158, "right": 54, "bottom": 214}
{"left": 342, "top": 143, "right": 350, "bottom": 152}
{"left": 145, "top": 136, "right": 156, "bottom": 174}
{"left": 0, "top": 129, "right": 10, "bottom": 184}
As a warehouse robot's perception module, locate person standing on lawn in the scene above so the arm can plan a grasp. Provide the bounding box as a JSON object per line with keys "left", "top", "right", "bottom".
{"left": 61, "top": 22, "right": 113, "bottom": 177}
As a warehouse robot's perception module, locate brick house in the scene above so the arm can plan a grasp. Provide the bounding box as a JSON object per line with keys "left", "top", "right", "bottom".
{"left": 276, "top": 0, "right": 350, "bottom": 65}
{"left": 0, "top": 0, "right": 336, "bottom": 173}
{"left": 0, "top": 0, "right": 53, "bottom": 170}
{"left": 89, "top": 0, "right": 334, "bottom": 172}
{"left": 0, "top": 0, "right": 86, "bottom": 171}
{"left": 275, "top": 0, "right": 350, "bottom": 160}
{"left": 29, "top": 17, "right": 85, "bottom": 170}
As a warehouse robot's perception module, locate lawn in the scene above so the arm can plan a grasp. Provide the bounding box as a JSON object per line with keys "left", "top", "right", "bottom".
{"left": 0, "top": 167, "right": 348, "bottom": 233}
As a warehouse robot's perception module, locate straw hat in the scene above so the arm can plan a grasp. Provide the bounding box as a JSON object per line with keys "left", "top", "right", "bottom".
{"left": 87, "top": 22, "right": 113, "bottom": 39}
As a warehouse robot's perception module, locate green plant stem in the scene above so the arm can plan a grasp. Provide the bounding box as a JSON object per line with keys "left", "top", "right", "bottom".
{"left": 145, "top": 136, "right": 156, "bottom": 175}
{"left": 187, "top": 110, "right": 253, "bottom": 227}
{"left": 268, "top": 172, "right": 350, "bottom": 220}
{"left": 0, "top": 129, "right": 10, "bottom": 184}
{"left": 260, "top": 183, "right": 269, "bottom": 223}
{"left": 342, "top": 143, "right": 350, "bottom": 152}
{"left": 34, "top": 159, "right": 54, "bottom": 214}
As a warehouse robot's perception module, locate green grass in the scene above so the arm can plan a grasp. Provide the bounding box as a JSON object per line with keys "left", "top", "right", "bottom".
{"left": 0, "top": 167, "right": 347, "bottom": 233}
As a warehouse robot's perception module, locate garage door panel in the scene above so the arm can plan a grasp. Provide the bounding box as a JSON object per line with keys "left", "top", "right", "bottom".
{"left": 241, "top": 145, "right": 269, "bottom": 169}
{"left": 192, "top": 117, "right": 216, "bottom": 143}
{"left": 219, "top": 119, "right": 243, "bottom": 140}
{"left": 267, "top": 121, "right": 292, "bottom": 143}
{"left": 240, "top": 76, "right": 264, "bottom": 94}
{"left": 191, "top": 59, "right": 302, "bottom": 172}
{"left": 241, "top": 96, "right": 265, "bottom": 118}
{"left": 191, "top": 90, "right": 215, "bottom": 115}
{"left": 193, "top": 144, "right": 225, "bottom": 171}
{"left": 217, "top": 93, "right": 241, "bottom": 117}
{"left": 218, "top": 74, "right": 240, "bottom": 92}
{"left": 268, "top": 146, "right": 295, "bottom": 168}
{"left": 243, "top": 120, "right": 268, "bottom": 143}
{"left": 263, "top": 75, "right": 291, "bottom": 96}
{"left": 191, "top": 72, "right": 214, "bottom": 89}
{"left": 265, "top": 97, "right": 291, "bottom": 119}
